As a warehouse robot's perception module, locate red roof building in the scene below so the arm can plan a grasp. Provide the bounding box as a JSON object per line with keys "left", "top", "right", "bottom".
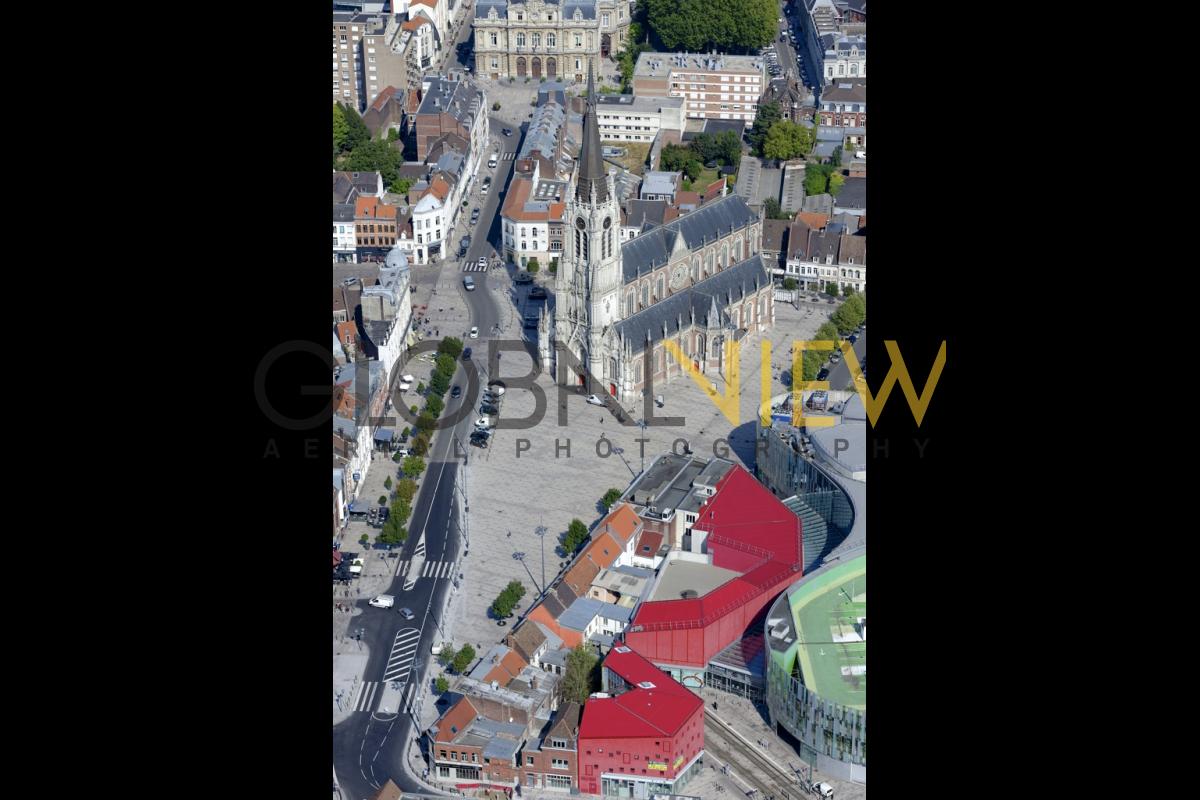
{"left": 623, "top": 465, "right": 803, "bottom": 668}
{"left": 577, "top": 645, "right": 705, "bottom": 797}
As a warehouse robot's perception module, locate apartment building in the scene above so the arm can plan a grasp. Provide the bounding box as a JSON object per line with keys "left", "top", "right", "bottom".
{"left": 817, "top": 79, "right": 865, "bottom": 127}
{"left": 632, "top": 52, "right": 765, "bottom": 125}
{"left": 354, "top": 196, "right": 399, "bottom": 258}
{"left": 593, "top": 94, "right": 684, "bottom": 142}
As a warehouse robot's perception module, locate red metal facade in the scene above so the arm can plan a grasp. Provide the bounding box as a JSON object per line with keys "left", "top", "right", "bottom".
{"left": 576, "top": 705, "right": 704, "bottom": 796}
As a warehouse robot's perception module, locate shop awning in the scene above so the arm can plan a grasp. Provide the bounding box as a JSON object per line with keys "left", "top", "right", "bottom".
{"left": 373, "top": 428, "right": 394, "bottom": 443}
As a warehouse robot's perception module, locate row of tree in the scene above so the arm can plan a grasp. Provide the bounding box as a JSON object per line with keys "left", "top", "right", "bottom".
{"left": 436, "top": 643, "right": 477, "bottom": 675}
{"left": 659, "top": 130, "right": 743, "bottom": 183}
{"left": 491, "top": 580, "right": 527, "bottom": 620}
{"left": 562, "top": 518, "right": 589, "bottom": 556}
{"left": 645, "top": 0, "right": 777, "bottom": 53}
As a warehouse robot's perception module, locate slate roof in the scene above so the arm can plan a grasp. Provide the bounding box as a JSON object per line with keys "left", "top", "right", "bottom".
{"left": 546, "top": 701, "right": 582, "bottom": 742}
{"left": 761, "top": 219, "right": 790, "bottom": 254}
{"left": 620, "top": 194, "right": 758, "bottom": 283}
{"left": 509, "top": 620, "right": 547, "bottom": 663}
{"left": 563, "top": 0, "right": 597, "bottom": 20}
{"left": 834, "top": 176, "right": 866, "bottom": 210}
{"left": 614, "top": 254, "right": 771, "bottom": 349}
{"left": 838, "top": 233, "right": 866, "bottom": 265}
{"left": 416, "top": 76, "right": 483, "bottom": 130}
{"left": 334, "top": 203, "right": 356, "bottom": 222}
{"left": 623, "top": 199, "right": 669, "bottom": 229}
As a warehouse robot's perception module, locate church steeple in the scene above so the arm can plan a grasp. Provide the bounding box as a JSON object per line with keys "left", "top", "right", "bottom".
{"left": 575, "top": 64, "right": 608, "bottom": 205}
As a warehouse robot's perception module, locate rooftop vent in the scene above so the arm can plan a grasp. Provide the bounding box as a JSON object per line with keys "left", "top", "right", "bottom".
{"left": 614, "top": 645, "right": 631, "bottom": 653}
{"left": 636, "top": 681, "right": 656, "bottom": 689}
{"left": 680, "top": 589, "right": 699, "bottom": 600}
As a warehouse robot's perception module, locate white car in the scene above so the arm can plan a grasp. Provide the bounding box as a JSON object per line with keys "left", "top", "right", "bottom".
{"left": 812, "top": 783, "right": 834, "bottom": 798}
{"left": 474, "top": 417, "right": 492, "bottom": 430}
{"left": 485, "top": 385, "right": 505, "bottom": 396}
{"left": 477, "top": 257, "right": 487, "bottom": 269}
{"left": 585, "top": 394, "right": 606, "bottom": 406}
{"left": 368, "top": 595, "right": 395, "bottom": 609}
{"left": 854, "top": 151, "right": 867, "bottom": 159}
{"left": 469, "top": 327, "right": 478, "bottom": 338}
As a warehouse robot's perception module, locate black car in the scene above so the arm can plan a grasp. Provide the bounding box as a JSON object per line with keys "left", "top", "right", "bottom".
{"left": 529, "top": 286, "right": 548, "bottom": 299}
{"left": 480, "top": 402, "right": 499, "bottom": 414}
{"left": 816, "top": 368, "right": 830, "bottom": 381}
{"left": 451, "top": 385, "right": 462, "bottom": 398}
{"left": 502, "top": 128, "right": 513, "bottom": 137}
{"left": 848, "top": 334, "right": 858, "bottom": 344}
{"left": 483, "top": 391, "right": 502, "bottom": 403}
{"left": 462, "top": 347, "right": 472, "bottom": 360}
{"left": 469, "top": 436, "right": 489, "bottom": 449}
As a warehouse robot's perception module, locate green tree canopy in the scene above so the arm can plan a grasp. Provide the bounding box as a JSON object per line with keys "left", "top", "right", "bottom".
{"left": 396, "top": 478, "right": 417, "bottom": 502}
{"left": 563, "top": 519, "right": 589, "bottom": 554}
{"left": 561, "top": 645, "right": 600, "bottom": 705}
{"left": 451, "top": 644, "right": 476, "bottom": 674}
{"left": 601, "top": 488, "right": 623, "bottom": 510}
{"left": 340, "top": 103, "right": 371, "bottom": 152}
{"left": 437, "top": 337, "right": 465, "bottom": 359}
{"left": 804, "top": 163, "right": 833, "bottom": 196}
{"left": 714, "top": 129, "right": 744, "bottom": 166}
{"left": 748, "top": 102, "right": 782, "bottom": 156}
{"left": 782, "top": 277, "right": 798, "bottom": 291}
{"left": 764, "top": 197, "right": 783, "bottom": 220}
{"left": 646, "top": 0, "right": 775, "bottom": 52}
{"left": 762, "top": 120, "right": 813, "bottom": 161}
{"left": 437, "top": 645, "right": 456, "bottom": 667}
{"left": 402, "top": 455, "right": 427, "bottom": 478}
{"left": 334, "top": 104, "right": 350, "bottom": 154}
{"left": 828, "top": 171, "right": 845, "bottom": 196}
{"left": 424, "top": 394, "right": 445, "bottom": 418}
{"left": 434, "top": 676, "right": 449, "bottom": 694}
{"left": 345, "top": 139, "right": 401, "bottom": 187}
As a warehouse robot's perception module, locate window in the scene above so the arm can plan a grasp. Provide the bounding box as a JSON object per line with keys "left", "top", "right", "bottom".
{"left": 452, "top": 752, "right": 459, "bottom": 761}
{"left": 552, "top": 758, "right": 569, "bottom": 769}
{"left": 527, "top": 756, "right": 535, "bottom": 766}
{"left": 548, "top": 33, "right": 555, "bottom": 48}
{"left": 602, "top": 13, "right": 609, "bottom": 26}
{"left": 439, "top": 750, "right": 447, "bottom": 759}
{"left": 490, "top": 32, "right": 498, "bottom": 46}
{"left": 532, "top": 33, "right": 540, "bottom": 48}
{"left": 517, "top": 33, "right": 525, "bottom": 47}
{"left": 575, "top": 34, "right": 582, "bottom": 48}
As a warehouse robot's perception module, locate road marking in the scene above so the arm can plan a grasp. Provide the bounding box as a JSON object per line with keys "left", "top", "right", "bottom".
{"left": 382, "top": 627, "right": 422, "bottom": 683}
{"left": 354, "top": 681, "right": 380, "bottom": 712}
{"left": 403, "top": 682, "right": 417, "bottom": 714}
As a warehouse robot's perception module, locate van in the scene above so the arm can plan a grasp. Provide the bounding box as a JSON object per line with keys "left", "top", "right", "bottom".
{"left": 430, "top": 643, "right": 445, "bottom": 656}
{"left": 463, "top": 276, "right": 476, "bottom": 291}
{"left": 368, "top": 594, "right": 395, "bottom": 608}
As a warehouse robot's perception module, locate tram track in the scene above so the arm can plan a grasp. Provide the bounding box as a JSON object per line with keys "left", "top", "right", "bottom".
{"left": 704, "top": 709, "right": 809, "bottom": 800}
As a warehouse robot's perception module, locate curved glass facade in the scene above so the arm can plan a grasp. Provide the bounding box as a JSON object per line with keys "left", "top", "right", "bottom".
{"left": 764, "top": 557, "right": 867, "bottom": 783}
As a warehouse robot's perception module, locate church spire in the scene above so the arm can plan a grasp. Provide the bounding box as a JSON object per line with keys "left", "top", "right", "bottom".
{"left": 575, "top": 63, "right": 608, "bottom": 205}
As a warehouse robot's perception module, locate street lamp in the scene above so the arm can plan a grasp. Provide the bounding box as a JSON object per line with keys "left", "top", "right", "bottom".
{"left": 512, "top": 551, "right": 541, "bottom": 595}
{"left": 535, "top": 521, "right": 548, "bottom": 596}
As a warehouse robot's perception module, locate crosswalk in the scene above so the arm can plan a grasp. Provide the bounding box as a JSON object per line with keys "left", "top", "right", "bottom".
{"left": 462, "top": 260, "right": 491, "bottom": 272}
{"left": 397, "top": 559, "right": 457, "bottom": 580}
{"left": 382, "top": 627, "right": 422, "bottom": 684}
{"left": 498, "top": 151, "right": 515, "bottom": 160}
{"left": 352, "top": 680, "right": 381, "bottom": 712}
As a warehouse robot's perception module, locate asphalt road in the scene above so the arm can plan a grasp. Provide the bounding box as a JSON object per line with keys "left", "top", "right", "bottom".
{"left": 332, "top": 119, "right": 524, "bottom": 800}
{"left": 826, "top": 328, "right": 866, "bottom": 391}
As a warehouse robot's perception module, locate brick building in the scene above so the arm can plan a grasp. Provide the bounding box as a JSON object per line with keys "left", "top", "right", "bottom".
{"left": 818, "top": 79, "right": 866, "bottom": 127}
{"left": 633, "top": 52, "right": 766, "bottom": 126}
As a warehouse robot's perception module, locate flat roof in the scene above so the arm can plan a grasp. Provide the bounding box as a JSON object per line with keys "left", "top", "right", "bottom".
{"left": 595, "top": 94, "right": 684, "bottom": 112}
{"left": 635, "top": 51, "right": 765, "bottom": 78}
{"left": 648, "top": 559, "right": 741, "bottom": 602}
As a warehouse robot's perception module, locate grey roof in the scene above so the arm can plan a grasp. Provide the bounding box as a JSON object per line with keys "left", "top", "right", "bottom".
{"left": 539, "top": 647, "right": 570, "bottom": 668}
{"left": 821, "top": 81, "right": 866, "bottom": 104}
{"left": 640, "top": 171, "right": 677, "bottom": 198}
{"left": 613, "top": 254, "right": 771, "bottom": 350}
{"left": 537, "top": 81, "right": 568, "bottom": 108}
{"left": 843, "top": 393, "right": 866, "bottom": 422}
{"left": 620, "top": 194, "right": 758, "bottom": 283}
{"left": 473, "top": 717, "right": 527, "bottom": 739}
{"left": 520, "top": 101, "right": 566, "bottom": 163}
{"left": 596, "top": 94, "right": 684, "bottom": 113}
{"left": 610, "top": 564, "right": 655, "bottom": 581}
{"left": 838, "top": 233, "right": 866, "bottom": 265}
{"left": 563, "top": 0, "right": 597, "bottom": 20}
{"left": 474, "top": 0, "right": 507, "bottom": 19}
{"left": 623, "top": 199, "right": 668, "bottom": 229}
{"left": 468, "top": 644, "right": 513, "bottom": 680}
{"left": 482, "top": 736, "right": 522, "bottom": 761}
{"left": 809, "top": 227, "right": 841, "bottom": 262}
{"left": 334, "top": 203, "right": 356, "bottom": 222}
{"left": 558, "top": 597, "right": 634, "bottom": 631}
{"left": 533, "top": 621, "right": 563, "bottom": 652}
{"left": 416, "top": 76, "right": 483, "bottom": 130}
{"left": 575, "top": 66, "right": 607, "bottom": 204}
{"left": 834, "top": 176, "right": 866, "bottom": 210}
{"left": 812, "top": 421, "right": 866, "bottom": 474}
{"left": 588, "top": 632, "right": 615, "bottom": 647}
{"left": 806, "top": 194, "right": 835, "bottom": 215}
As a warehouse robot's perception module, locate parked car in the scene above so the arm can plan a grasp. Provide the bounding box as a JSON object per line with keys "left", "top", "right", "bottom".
{"left": 477, "top": 257, "right": 487, "bottom": 269}
{"left": 369, "top": 595, "right": 395, "bottom": 609}
{"left": 469, "top": 326, "right": 479, "bottom": 338}
{"left": 586, "top": 394, "right": 606, "bottom": 406}
{"left": 486, "top": 383, "right": 506, "bottom": 395}
{"left": 480, "top": 402, "right": 499, "bottom": 414}
{"left": 463, "top": 275, "right": 475, "bottom": 291}
{"left": 514, "top": 272, "right": 533, "bottom": 284}
{"left": 462, "top": 347, "right": 473, "bottom": 360}
{"left": 450, "top": 385, "right": 462, "bottom": 398}
{"left": 470, "top": 436, "right": 489, "bottom": 449}
{"left": 470, "top": 209, "right": 480, "bottom": 224}
{"left": 474, "top": 417, "right": 492, "bottom": 430}
{"left": 399, "top": 607, "right": 416, "bottom": 620}
{"left": 816, "top": 367, "right": 830, "bottom": 381}
{"left": 854, "top": 151, "right": 867, "bottom": 159}
{"left": 393, "top": 447, "right": 412, "bottom": 457}
{"left": 502, "top": 128, "right": 513, "bottom": 136}
{"left": 529, "top": 286, "right": 548, "bottom": 299}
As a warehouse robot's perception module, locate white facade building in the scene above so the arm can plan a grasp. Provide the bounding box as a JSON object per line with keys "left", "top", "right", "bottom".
{"left": 334, "top": 203, "right": 358, "bottom": 262}
{"left": 823, "top": 34, "right": 866, "bottom": 81}
{"left": 593, "top": 94, "right": 685, "bottom": 143}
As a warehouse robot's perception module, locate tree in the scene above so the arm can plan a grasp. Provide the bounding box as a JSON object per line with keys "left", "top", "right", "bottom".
{"left": 830, "top": 146, "right": 842, "bottom": 168}
{"left": 549, "top": 257, "right": 558, "bottom": 273}
{"left": 493, "top": 101, "right": 501, "bottom": 111}
{"left": 451, "top": 644, "right": 476, "bottom": 674}
{"left": 828, "top": 171, "right": 845, "bottom": 196}
{"left": 714, "top": 129, "right": 744, "bottom": 166}
{"left": 416, "top": 411, "right": 437, "bottom": 434}
{"left": 749, "top": 102, "right": 782, "bottom": 156}
{"left": 402, "top": 455, "right": 426, "bottom": 478}
{"left": 425, "top": 394, "right": 445, "bottom": 418}
{"left": 782, "top": 277, "right": 798, "bottom": 291}
{"left": 384, "top": 476, "right": 393, "bottom": 491}
{"left": 411, "top": 433, "right": 430, "bottom": 457}
{"left": 396, "top": 478, "right": 417, "bottom": 503}
{"left": 333, "top": 104, "right": 350, "bottom": 154}
{"left": 378, "top": 495, "right": 388, "bottom": 506}
{"left": 601, "top": 488, "right": 623, "bottom": 510}
{"left": 804, "top": 164, "right": 831, "bottom": 196}
{"left": 437, "top": 646, "right": 456, "bottom": 667}
{"left": 764, "top": 197, "right": 782, "bottom": 220}
{"left": 340, "top": 103, "right": 371, "bottom": 152}
{"left": 527, "top": 257, "right": 540, "bottom": 273}
{"left": 416, "top": 382, "right": 426, "bottom": 394}
{"left": 690, "top": 133, "right": 715, "bottom": 165}
{"left": 391, "top": 177, "right": 413, "bottom": 195}
{"left": 763, "top": 120, "right": 812, "bottom": 161}
{"left": 646, "top": 0, "right": 775, "bottom": 52}
{"left": 437, "top": 337, "right": 464, "bottom": 359}
{"left": 491, "top": 580, "right": 526, "bottom": 619}
{"left": 390, "top": 497, "right": 412, "bottom": 524}
{"left": 683, "top": 159, "right": 702, "bottom": 181}
{"left": 435, "top": 676, "right": 449, "bottom": 694}
{"left": 345, "top": 139, "right": 401, "bottom": 187}
{"left": 659, "top": 143, "right": 689, "bottom": 173}
{"left": 563, "top": 519, "right": 589, "bottom": 554}
{"left": 435, "top": 353, "right": 456, "bottom": 376}
{"left": 561, "top": 645, "right": 600, "bottom": 705}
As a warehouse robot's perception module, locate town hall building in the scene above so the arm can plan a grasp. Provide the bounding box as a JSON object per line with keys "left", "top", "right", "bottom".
{"left": 539, "top": 70, "right": 775, "bottom": 404}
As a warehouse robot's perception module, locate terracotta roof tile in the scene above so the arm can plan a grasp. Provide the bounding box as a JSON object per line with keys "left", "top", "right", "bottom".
{"left": 795, "top": 211, "right": 830, "bottom": 230}
{"left": 434, "top": 696, "right": 479, "bottom": 743}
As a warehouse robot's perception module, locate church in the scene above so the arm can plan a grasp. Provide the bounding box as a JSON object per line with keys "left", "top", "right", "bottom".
{"left": 538, "top": 71, "right": 776, "bottom": 404}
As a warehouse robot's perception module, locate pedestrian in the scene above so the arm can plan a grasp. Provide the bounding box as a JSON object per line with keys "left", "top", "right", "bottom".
{"left": 600, "top": 415, "right": 604, "bottom": 424}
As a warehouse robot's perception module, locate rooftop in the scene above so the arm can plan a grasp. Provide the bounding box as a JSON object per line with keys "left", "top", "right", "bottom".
{"left": 635, "top": 51, "right": 765, "bottom": 78}
{"left": 647, "top": 559, "right": 742, "bottom": 602}
{"left": 579, "top": 646, "right": 703, "bottom": 740}
{"left": 596, "top": 94, "right": 685, "bottom": 113}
